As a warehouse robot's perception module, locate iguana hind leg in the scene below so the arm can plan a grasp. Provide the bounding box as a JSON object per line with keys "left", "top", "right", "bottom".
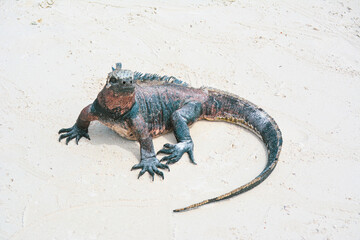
{"left": 157, "top": 101, "right": 202, "bottom": 165}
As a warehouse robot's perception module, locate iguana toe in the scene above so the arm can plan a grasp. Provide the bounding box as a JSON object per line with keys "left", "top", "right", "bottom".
{"left": 155, "top": 162, "right": 170, "bottom": 171}
{"left": 158, "top": 140, "right": 195, "bottom": 165}
{"left": 58, "top": 124, "right": 90, "bottom": 145}
{"left": 138, "top": 169, "right": 146, "bottom": 179}
{"left": 152, "top": 168, "right": 164, "bottom": 179}
{"left": 131, "top": 157, "right": 168, "bottom": 180}
{"left": 160, "top": 154, "right": 180, "bottom": 165}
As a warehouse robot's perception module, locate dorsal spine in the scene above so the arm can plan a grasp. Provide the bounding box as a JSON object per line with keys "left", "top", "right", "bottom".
{"left": 133, "top": 71, "right": 188, "bottom": 86}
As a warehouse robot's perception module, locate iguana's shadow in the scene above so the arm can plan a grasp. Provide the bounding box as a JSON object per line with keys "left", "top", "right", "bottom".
{"left": 88, "top": 121, "right": 176, "bottom": 160}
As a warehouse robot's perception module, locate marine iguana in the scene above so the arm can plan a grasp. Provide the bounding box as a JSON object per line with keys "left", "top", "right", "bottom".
{"left": 58, "top": 62, "right": 282, "bottom": 212}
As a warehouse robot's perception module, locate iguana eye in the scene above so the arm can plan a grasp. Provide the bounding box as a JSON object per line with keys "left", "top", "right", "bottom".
{"left": 109, "top": 77, "right": 117, "bottom": 84}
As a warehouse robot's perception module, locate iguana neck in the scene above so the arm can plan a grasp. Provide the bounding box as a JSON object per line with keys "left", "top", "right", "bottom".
{"left": 97, "top": 86, "right": 136, "bottom": 115}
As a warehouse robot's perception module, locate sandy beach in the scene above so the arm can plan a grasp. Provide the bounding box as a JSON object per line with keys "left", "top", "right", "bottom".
{"left": 1, "top": 0, "right": 359, "bottom": 239}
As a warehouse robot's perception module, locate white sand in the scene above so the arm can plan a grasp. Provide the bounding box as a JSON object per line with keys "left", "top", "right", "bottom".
{"left": 1, "top": 0, "right": 360, "bottom": 239}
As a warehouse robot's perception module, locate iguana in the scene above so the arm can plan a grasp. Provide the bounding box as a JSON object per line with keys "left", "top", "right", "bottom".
{"left": 58, "top": 63, "right": 283, "bottom": 212}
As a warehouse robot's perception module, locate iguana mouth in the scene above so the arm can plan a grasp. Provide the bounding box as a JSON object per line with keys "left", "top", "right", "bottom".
{"left": 112, "top": 85, "right": 135, "bottom": 94}
{"left": 106, "top": 81, "right": 135, "bottom": 93}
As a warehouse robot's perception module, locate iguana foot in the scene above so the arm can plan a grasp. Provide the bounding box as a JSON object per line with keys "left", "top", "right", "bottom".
{"left": 131, "top": 157, "right": 170, "bottom": 181}
{"left": 157, "top": 141, "right": 196, "bottom": 165}
{"left": 58, "top": 124, "right": 90, "bottom": 145}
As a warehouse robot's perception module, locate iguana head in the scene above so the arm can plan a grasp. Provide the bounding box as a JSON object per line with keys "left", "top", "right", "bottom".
{"left": 97, "top": 63, "right": 136, "bottom": 112}
{"left": 105, "top": 62, "right": 135, "bottom": 93}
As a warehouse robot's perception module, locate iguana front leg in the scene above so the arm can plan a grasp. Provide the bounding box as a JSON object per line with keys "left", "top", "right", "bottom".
{"left": 129, "top": 115, "right": 169, "bottom": 180}
{"left": 58, "top": 104, "right": 98, "bottom": 144}
{"left": 157, "top": 101, "right": 202, "bottom": 165}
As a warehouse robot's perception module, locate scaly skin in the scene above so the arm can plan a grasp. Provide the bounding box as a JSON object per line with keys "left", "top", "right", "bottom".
{"left": 59, "top": 63, "right": 283, "bottom": 212}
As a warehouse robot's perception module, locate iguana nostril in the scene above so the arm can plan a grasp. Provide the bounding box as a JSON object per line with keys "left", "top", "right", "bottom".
{"left": 109, "top": 77, "right": 116, "bottom": 84}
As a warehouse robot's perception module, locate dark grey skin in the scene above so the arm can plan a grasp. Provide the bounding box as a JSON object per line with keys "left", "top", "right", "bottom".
{"left": 59, "top": 64, "right": 207, "bottom": 180}
{"left": 59, "top": 63, "right": 282, "bottom": 212}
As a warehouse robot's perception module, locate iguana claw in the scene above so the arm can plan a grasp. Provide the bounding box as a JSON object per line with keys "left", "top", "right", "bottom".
{"left": 58, "top": 124, "right": 90, "bottom": 145}
{"left": 131, "top": 157, "right": 169, "bottom": 180}
{"left": 157, "top": 141, "right": 196, "bottom": 165}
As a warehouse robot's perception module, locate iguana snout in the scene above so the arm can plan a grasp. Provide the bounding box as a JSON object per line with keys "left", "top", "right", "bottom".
{"left": 106, "top": 63, "right": 135, "bottom": 93}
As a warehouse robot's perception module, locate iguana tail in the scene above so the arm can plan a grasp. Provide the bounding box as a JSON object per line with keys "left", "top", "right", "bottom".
{"left": 173, "top": 88, "right": 283, "bottom": 212}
